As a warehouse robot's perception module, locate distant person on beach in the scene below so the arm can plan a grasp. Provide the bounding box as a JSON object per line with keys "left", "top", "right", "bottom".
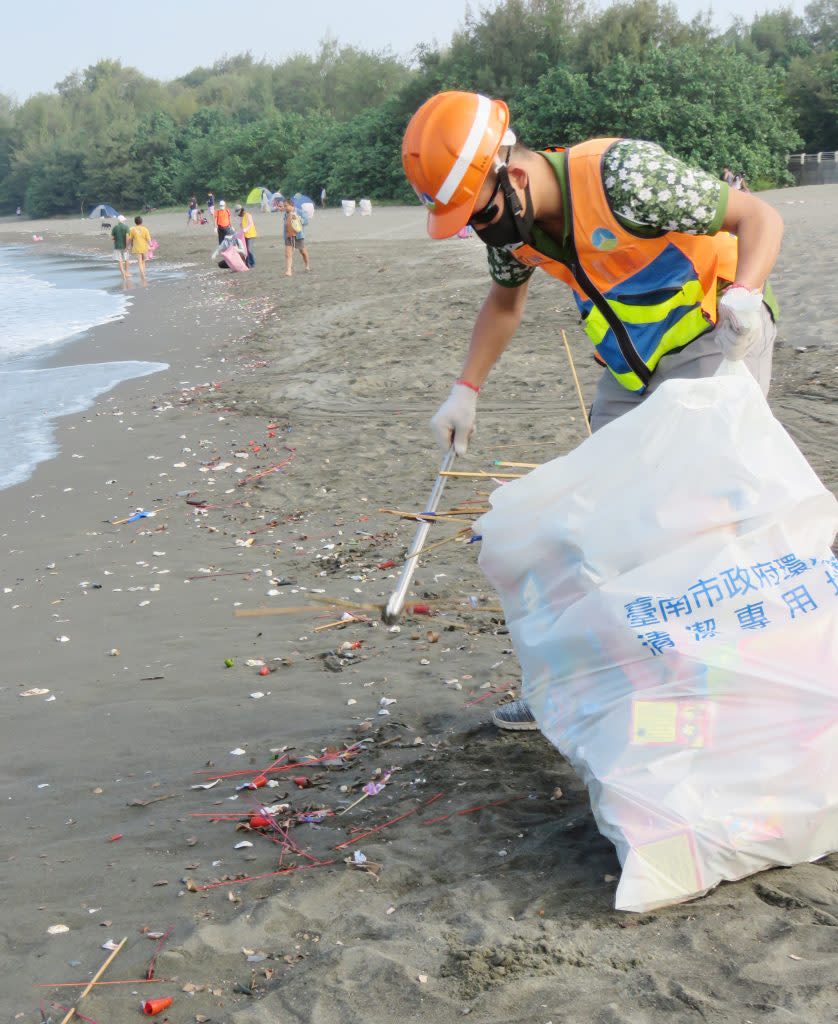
{"left": 128, "top": 215, "right": 152, "bottom": 284}
{"left": 214, "top": 200, "right": 231, "bottom": 244}
{"left": 721, "top": 167, "right": 735, "bottom": 185}
{"left": 15, "top": 206, "right": 21, "bottom": 216}
{"left": 207, "top": 191, "right": 215, "bottom": 222}
{"left": 111, "top": 214, "right": 131, "bottom": 280}
{"left": 283, "top": 198, "right": 311, "bottom": 276}
{"left": 320, "top": 187, "right": 327, "bottom": 208}
{"left": 403, "top": 91, "right": 784, "bottom": 731}
{"left": 236, "top": 204, "right": 257, "bottom": 267}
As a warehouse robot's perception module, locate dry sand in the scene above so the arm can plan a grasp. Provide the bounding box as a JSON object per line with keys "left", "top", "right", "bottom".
{"left": 1, "top": 189, "right": 836, "bottom": 1023}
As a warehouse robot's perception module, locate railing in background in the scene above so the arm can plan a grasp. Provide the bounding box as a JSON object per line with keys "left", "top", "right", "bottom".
{"left": 788, "top": 151, "right": 838, "bottom": 185}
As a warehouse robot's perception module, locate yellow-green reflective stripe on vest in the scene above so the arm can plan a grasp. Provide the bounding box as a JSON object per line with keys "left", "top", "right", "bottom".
{"left": 582, "top": 281, "right": 710, "bottom": 390}
{"left": 586, "top": 306, "right": 710, "bottom": 390}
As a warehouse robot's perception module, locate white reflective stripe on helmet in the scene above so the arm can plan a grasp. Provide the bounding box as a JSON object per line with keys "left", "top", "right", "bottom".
{"left": 435, "top": 94, "right": 492, "bottom": 206}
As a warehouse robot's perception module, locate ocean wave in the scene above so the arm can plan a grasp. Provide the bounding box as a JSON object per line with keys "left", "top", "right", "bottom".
{"left": 0, "top": 360, "right": 168, "bottom": 491}
{"left": 0, "top": 253, "right": 128, "bottom": 359}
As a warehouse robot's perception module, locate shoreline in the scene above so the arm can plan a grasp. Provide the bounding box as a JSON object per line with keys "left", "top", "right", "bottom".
{"left": 1, "top": 199, "right": 836, "bottom": 1022}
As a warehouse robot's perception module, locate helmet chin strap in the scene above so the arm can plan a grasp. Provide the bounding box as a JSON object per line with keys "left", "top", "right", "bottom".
{"left": 494, "top": 129, "right": 531, "bottom": 230}
{"left": 498, "top": 167, "right": 535, "bottom": 247}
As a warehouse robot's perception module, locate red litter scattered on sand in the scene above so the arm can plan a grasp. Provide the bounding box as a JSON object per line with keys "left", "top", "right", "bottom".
{"left": 258, "top": 665, "right": 270, "bottom": 676}
{"left": 377, "top": 560, "right": 397, "bottom": 570}
{"left": 108, "top": 834, "right": 123, "bottom": 842}
{"left": 248, "top": 775, "right": 268, "bottom": 790}
{"left": 409, "top": 604, "right": 431, "bottom": 616}
{"left": 142, "top": 996, "right": 173, "bottom": 1015}
{"left": 292, "top": 776, "right": 311, "bottom": 789}
{"left": 249, "top": 815, "right": 272, "bottom": 829}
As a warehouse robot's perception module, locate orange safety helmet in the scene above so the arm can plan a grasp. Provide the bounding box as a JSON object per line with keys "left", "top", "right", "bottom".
{"left": 402, "top": 91, "right": 512, "bottom": 239}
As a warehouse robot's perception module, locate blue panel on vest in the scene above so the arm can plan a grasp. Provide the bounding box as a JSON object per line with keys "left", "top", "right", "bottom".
{"left": 605, "top": 244, "right": 696, "bottom": 304}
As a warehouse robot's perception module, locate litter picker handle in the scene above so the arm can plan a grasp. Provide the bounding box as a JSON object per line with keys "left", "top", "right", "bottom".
{"left": 383, "top": 448, "right": 456, "bottom": 623}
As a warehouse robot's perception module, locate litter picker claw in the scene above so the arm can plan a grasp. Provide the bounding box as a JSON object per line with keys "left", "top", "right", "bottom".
{"left": 383, "top": 448, "right": 456, "bottom": 624}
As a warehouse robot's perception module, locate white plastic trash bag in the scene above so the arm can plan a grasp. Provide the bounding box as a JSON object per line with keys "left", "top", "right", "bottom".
{"left": 359, "top": 198, "right": 372, "bottom": 216}
{"left": 342, "top": 199, "right": 356, "bottom": 217}
{"left": 478, "top": 362, "right": 838, "bottom": 912}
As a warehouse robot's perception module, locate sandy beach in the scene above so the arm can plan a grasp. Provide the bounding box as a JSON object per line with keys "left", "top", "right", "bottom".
{"left": 1, "top": 190, "right": 836, "bottom": 1023}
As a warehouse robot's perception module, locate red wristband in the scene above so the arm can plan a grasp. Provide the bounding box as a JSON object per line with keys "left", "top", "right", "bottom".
{"left": 455, "top": 378, "right": 480, "bottom": 394}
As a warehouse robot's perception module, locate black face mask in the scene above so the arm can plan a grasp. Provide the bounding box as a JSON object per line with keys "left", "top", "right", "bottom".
{"left": 473, "top": 166, "right": 535, "bottom": 249}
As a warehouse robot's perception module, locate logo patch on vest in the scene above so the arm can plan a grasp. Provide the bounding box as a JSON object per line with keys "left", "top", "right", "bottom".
{"left": 592, "top": 227, "right": 618, "bottom": 251}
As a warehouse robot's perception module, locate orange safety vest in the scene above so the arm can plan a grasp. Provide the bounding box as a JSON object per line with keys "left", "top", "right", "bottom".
{"left": 511, "top": 138, "right": 738, "bottom": 391}
{"left": 215, "top": 208, "right": 231, "bottom": 229}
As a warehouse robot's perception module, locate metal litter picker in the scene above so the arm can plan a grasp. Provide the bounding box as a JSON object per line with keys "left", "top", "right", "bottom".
{"left": 383, "top": 448, "right": 456, "bottom": 623}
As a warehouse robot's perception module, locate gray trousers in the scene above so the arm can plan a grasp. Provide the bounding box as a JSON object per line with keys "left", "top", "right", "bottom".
{"left": 589, "top": 305, "right": 777, "bottom": 432}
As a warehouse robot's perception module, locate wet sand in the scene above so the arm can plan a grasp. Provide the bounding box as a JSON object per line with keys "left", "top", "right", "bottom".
{"left": 1, "top": 191, "right": 836, "bottom": 1023}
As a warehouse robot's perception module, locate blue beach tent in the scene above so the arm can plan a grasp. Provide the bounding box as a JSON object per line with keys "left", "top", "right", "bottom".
{"left": 88, "top": 203, "right": 120, "bottom": 218}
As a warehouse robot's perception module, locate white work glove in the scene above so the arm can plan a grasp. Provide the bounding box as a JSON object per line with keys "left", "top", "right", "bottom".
{"left": 430, "top": 382, "right": 478, "bottom": 456}
{"left": 715, "top": 286, "right": 764, "bottom": 362}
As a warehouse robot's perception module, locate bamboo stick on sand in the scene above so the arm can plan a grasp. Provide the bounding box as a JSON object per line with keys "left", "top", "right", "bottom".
{"left": 59, "top": 936, "right": 127, "bottom": 1024}
{"left": 439, "top": 470, "right": 525, "bottom": 480}
{"left": 402, "top": 527, "right": 472, "bottom": 561}
{"left": 561, "top": 327, "right": 592, "bottom": 436}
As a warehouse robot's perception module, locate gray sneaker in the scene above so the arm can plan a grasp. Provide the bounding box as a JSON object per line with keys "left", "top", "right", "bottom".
{"left": 491, "top": 698, "right": 537, "bottom": 731}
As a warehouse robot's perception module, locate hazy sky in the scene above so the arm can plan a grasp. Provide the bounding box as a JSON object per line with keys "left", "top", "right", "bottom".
{"left": 3, "top": 0, "right": 811, "bottom": 100}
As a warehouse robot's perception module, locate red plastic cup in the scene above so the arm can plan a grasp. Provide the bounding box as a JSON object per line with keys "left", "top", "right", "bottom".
{"left": 258, "top": 665, "right": 270, "bottom": 676}
{"left": 143, "top": 996, "right": 173, "bottom": 1015}
{"left": 249, "top": 815, "right": 272, "bottom": 828}
{"left": 248, "top": 774, "right": 268, "bottom": 790}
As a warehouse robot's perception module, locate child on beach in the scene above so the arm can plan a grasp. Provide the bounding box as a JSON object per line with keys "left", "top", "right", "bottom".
{"left": 128, "top": 215, "right": 152, "bottom": 284}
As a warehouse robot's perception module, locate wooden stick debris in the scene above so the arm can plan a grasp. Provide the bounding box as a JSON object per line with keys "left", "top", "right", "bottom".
{"left": 402, "top": 527, "right": 473, "bottom": 562}
{"left": 338, "top": 791, "right": 373, "bottom": 815}
{"left": 58, "top": 937, "right": 127, "bottom": 1024}
{"left": 313, "top": 614, "right": 371, "bottom": 632}
{"left": 378, "top": 508, "right": 476, "bottom": 523}
{"left": 192, "top": 859, "right": 335, "bottom": 891}
{"left": 234, "top": 600, "right": 377, "bottom": 619}
{"left": 439, "top": 470, "right": 525, "bottom": 480}
{"left": 491, "top": 441, "right": 560, "bottom": 450}
{"left": 492, "top": 461, "right": 539, "bottom": 469}
{"left": 561, "top": 327, "right": 592, "bottom": 436}
{"left": 233, "top": 595, "right": 503, "bottom": 621}
{"left": 37, "top": 979, "right": 164, "bottom": 989}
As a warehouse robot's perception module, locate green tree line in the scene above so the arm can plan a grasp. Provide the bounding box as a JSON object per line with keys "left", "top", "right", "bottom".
{"left": 1, "top": 0, "right": 836, "bottom": 217}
